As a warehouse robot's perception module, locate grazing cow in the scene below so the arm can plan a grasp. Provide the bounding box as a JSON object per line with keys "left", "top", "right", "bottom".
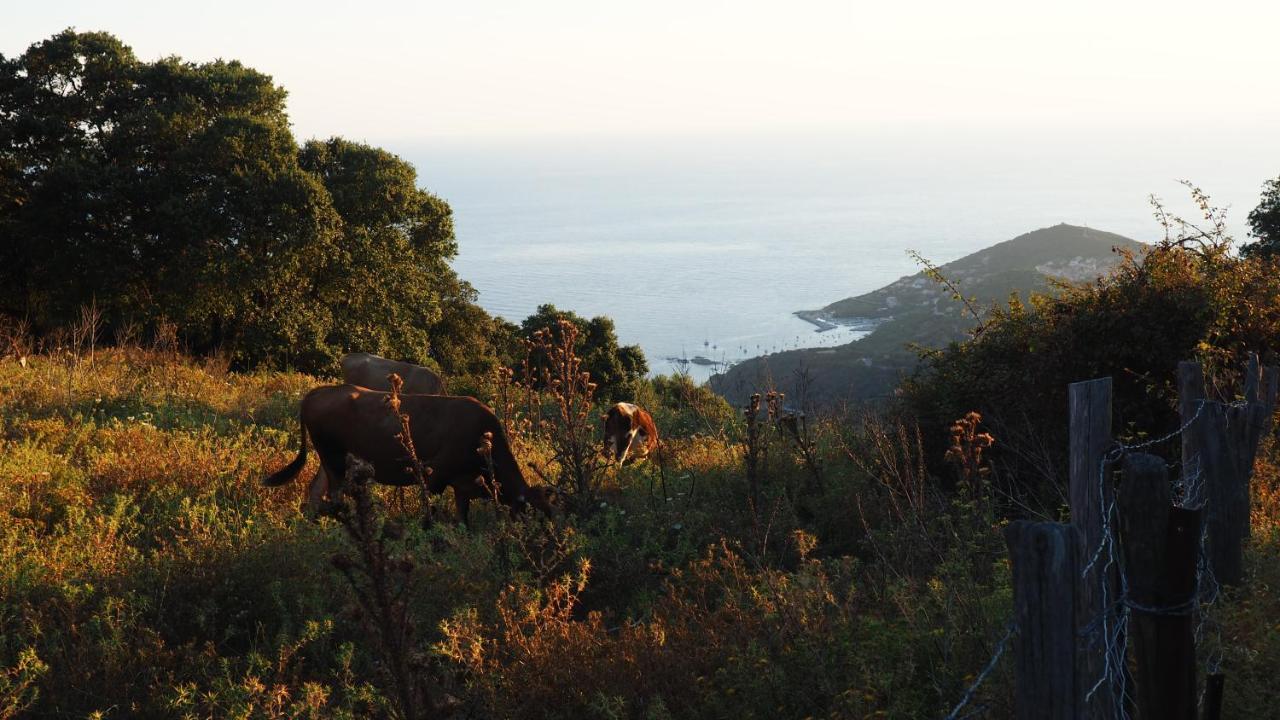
{"left": 331, "top": 354, "right": 445, "bottom": 509}
{"left": 263, "top": 385, "right": 551, "bottom": 524}
{"left": 602, "top": 402, "right": 659, "bottom": 466}
{"left": 340, "top": 352, "right": 446, "bottom": 396}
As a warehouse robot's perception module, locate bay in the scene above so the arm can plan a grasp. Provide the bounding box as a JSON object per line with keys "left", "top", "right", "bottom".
{"left": 395, "top": 131, "right": 1278, "bottom": 382}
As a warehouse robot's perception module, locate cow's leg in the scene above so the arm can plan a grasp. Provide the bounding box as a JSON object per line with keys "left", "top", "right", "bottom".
{"left": 416, "top": 458, "right": 452, "bottom": 529}
{"left": 618, "top": 429, "right": 638, "bottom": 466}
{"left": 304, "top": 466, "right": 329, "bottom": 516}
{"left": 313, "top": 446, "right": 349, "bottom": 512}
{"left": 413, "top": 480, "right": 434, "bottom": 530}
{"left": 453, "top": 488, "right": 472, "bottom": 528}
{"left": 632, "top": 432, "right": 650, "bottom": 463}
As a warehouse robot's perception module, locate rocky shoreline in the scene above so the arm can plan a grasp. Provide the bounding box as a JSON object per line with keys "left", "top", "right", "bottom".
{"left": 794, "top": 310, "right": 885, "bottom": 333}
{"left": 794, "top": 310, "right": 839, "bottom": 331}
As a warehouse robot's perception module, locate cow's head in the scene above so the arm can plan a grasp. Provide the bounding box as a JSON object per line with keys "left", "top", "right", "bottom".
{"left": 602, "top": 410, "right": 619, "bottom": 461}
{"left": 602, "top": 405, "right": 637, "bottom": 466}
{"left": 511, "top": 485, "right": 556, "bottom": 519}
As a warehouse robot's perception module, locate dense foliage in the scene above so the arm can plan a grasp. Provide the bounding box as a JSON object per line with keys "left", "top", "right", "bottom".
{"left": 519, "top": 304, "right": 648, "bottom": 399}
{"left": 5, "top": 336, "right": 1278, "bottom": 718}
{"left": 906, "top": 191, "right": 1280, "bottom": 505}
{"left": 0, "top": 31, "right": 494, "bottom": 374}
{"left": 4, "top": 28, "right": 1280, "bottom": 720}
{"left": 0, "top": 347, "right": 1011, "bottom": 718}
{"left": 1244, "top": 175, "right": 1280, "bottom": 259}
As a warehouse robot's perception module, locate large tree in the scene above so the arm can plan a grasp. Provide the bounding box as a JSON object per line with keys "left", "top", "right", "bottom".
{"left": 0, "top": 30, "right": 487, "bottom": 372}
{"left": 300, "top": 137, "right": 458, "bottom": 369}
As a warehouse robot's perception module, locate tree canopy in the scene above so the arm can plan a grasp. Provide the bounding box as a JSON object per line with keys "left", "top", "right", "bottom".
{"left": 519, "top": 304, "right": 648, "bottom": 398}
{"left": 1243, "top": 176, "right": 1280, "bottom": 259}
{"left": 0, "top": 30, "right": 482, "bottom": 373}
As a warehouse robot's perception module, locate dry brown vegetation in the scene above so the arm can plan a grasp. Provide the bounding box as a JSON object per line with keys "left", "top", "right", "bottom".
{"left": 3, "top": 296, "right": 1280, "bottom": 717}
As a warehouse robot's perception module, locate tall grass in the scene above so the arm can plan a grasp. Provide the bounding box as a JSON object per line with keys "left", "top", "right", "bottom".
{"left": 2, "top": 340, "right": 1277, "bottom": 718}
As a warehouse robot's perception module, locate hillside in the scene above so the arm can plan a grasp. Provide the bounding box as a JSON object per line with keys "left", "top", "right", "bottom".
{"left": 7, "top": 228, "right": 1280, "bottom": 719}
{"left": 0, "top": 348, "right": 1015, "bottom": 717}
{"left": 710, "top": 224, "right": 1146, "bottom": 405}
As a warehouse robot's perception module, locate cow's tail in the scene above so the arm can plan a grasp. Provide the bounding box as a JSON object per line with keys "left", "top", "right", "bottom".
{"left": 263, "top": 414, "right": 309, "bottom": 486}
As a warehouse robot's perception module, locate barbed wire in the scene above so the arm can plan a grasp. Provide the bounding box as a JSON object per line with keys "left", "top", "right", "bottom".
{"left": 944, "top": 391, "right": 1253, "bottom": 719}
{"left": 1077, "top": 396, "right": 1249, "bottom": 718}
{"left": 1194, "top": 515, "right": 1225, "bottom": 711}
{"left": 1176, "top": 460, "right": 1204, "bottom": 511}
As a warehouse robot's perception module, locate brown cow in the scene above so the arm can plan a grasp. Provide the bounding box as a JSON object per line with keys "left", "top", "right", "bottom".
{"left": 264, "top": 385, "right": 551, "bottom": 524}
{"left": 340, "top": 352, "right": 446, "bottom": 396}
{"left": 329, "top": 354, "right": 445, "bottom": 509}
{"left": 602, "top": 402, "right": 659, "bottom": 466}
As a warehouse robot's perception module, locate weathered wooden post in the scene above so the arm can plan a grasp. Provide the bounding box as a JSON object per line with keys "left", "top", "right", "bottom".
{"left": 1069, "top": 376, "right": 1115, "bottom": 715}
{"left": 1005, "top": 521, "right": 1082, "bottom": 720}
{"left": 1202, "top": 674, "right": 1225, "bottom": 720}
{"left": 1178, "top": 360, "right": 1206, "bottom": 501}
{"left": 1117, "top": 452, "right": 1200, "bottom": 720}
{"left": 1179, "top": 357, "right": 1279, "bottom": 586}
{"left": 1180, "top": 360, "right": 1237, "bottom": 584}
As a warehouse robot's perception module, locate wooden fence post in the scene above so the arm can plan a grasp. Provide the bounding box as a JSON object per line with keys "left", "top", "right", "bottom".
{"left": 1180, "top": 361, "right": 1237, "bottom": 584}
{"left": 1005, "top": 521, "right": 1081, "bottom": 720}
{"left": 1117, "top": 452, "right": 1200, "bottom": 720}
{"left": 1178, "top": 360, "right": 1205, "bottom": 493}
{"left": 1202, "top": 674, "right": 1225, "bottom": 720}
{"left": 1069, "top": 377, "right": 1115, "bottom": 715}
{"left": 1179, "top": 357, "right": 1279, "bottom": 586}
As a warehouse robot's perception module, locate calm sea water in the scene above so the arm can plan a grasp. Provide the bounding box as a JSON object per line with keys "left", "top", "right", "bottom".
{"left": 397, "top": 131, "right": 1279, "bottom": 382}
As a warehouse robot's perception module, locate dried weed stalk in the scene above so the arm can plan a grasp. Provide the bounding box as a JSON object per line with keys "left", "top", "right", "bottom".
{"left": 516, "top": 320, "right": 607, "bottom": 508}
{"left": 385, "top": 372, "right": 435, "bottom": 528}
{"left": 323, "top": 455, "right": 440, "bottom": 719}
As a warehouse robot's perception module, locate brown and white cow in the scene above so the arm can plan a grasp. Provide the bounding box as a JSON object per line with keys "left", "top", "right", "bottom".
{"left": 602, "top": 402, "right": 659, "bottom": 466}
{"left": 340, "top": 352, "right": 446, "bottom": 396}
{"left": 263, "top": 385, "right": 551, "bottom": 524}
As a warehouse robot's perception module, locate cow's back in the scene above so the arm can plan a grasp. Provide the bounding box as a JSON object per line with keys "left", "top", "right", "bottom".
{"left": 340, "top": 352, "right": 446, "bottom": 395}
{"left": 301, "top": 384, "right": 407, "bottom": 479}
{"left": 301, "top": 386, "right": 496, "bottom": 485}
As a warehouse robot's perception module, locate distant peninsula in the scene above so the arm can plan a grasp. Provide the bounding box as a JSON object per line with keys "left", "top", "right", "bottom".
{"left": 709, "top": 224, "right": 1146, "bottom": 405}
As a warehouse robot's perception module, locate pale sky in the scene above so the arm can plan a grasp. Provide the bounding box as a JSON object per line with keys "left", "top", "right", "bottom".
{"left": 4, "top": 0, "right": 1279, "bottom": 144}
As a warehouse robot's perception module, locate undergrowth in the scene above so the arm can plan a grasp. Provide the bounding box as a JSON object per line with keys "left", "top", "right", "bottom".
{"left": 0, "top": 343, "right": 1275, "bottom": 718}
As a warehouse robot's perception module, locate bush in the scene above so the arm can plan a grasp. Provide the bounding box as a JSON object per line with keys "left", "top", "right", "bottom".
{"left": 519, "top": 305, "right": 648, "bottom": 401}
{"left": 905, "top": 188, "right": 1280, "bottom": 503}
{"left": 7, "top": 238, "right": 1280, "bottom": 717}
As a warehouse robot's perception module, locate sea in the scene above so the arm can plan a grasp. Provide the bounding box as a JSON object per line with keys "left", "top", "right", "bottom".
{"left": 398, "top": 129, "right": 1280, "bottom": 382}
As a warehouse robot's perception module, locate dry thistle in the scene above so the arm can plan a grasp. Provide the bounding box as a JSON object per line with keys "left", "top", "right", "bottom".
{"left": 944, "top": 411, "right": 996, "bottom": 497}
{"left": 321, "top": 454, "right": 442, "bottom": 719}
{"left": 511, "top": 318, "right": 607, "bottom": 507}
{"left": 384, "top": 372, "right": 434, "bottom": 528}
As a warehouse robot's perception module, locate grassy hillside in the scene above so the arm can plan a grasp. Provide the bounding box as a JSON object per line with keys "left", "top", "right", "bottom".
{"left": 0, "top": 347, "right": 1016, "bottom": 718}
{"left": 711, "top": 224, "right": 1144, "bottom": 405}
{"left": 820, "top": 223, "right": 1143, "bottom": 320}
{"left": 3, "top": 330, "right": 1280, "bottom": 716}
